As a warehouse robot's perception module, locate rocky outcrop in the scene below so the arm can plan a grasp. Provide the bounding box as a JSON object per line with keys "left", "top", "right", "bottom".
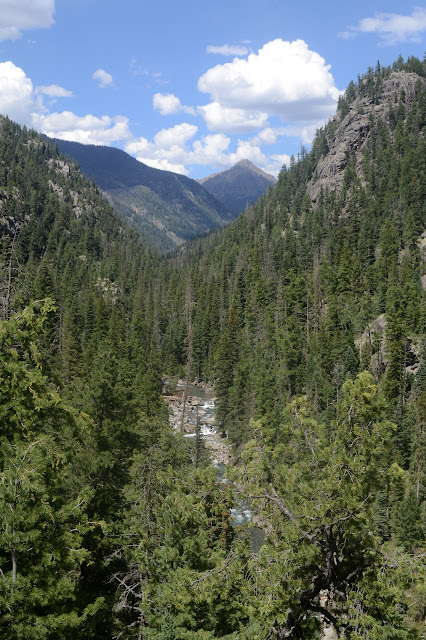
{"left": 355, "top": 312, "right": 422, "bottom": 377}
{"left": 307, "top": 72, "right": 426, "bottom": 205}
{"left": 163, "top": 389, "right": 232, "bottom": 465}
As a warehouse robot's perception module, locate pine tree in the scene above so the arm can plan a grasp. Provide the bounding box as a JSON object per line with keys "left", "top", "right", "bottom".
{"left": 0, "top": 300, "right": 103, "bottom": 637}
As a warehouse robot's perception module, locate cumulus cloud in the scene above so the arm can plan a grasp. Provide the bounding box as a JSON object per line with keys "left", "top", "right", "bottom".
{"left": 124, "top": 123, "right": 289, "bottom": 177}
{"left": 254, "top": 122, "right": 325, "bottom": 146}
{"left": 135, "top": 158, "right": 188, "bottom": 174}
{"left": 33, "top": 112, "right": 132, "bottom": 145}
{"left": 198, "top": 102, "right": 268, "bottom": 133}
{"left": 35, "top": 84, "right": 73, "bottom": 98}
{"left": 198, "top": 39, "right": 340, "bottom": 126}
{"left": 126, "top": 123, "right": 199, "bottom": 173}
{"left": 153, "top": 93, "right": 181, "bottom": 115}
{"left": 0, "top": 61, "right": 35, "bottom": 124}
{"left": 125, "top": 136, "right": 153, "bottom": 157}
{"left": 154, "top": 122, "right": 198, "bottom": 148}
{"left": 144, "top": 39, "right": 339, "bottom": 172}
{"left": 125, "top": 130, "right": 230, "bottom": 174}
{"left": 92, "top": 68, "right": 114, "bottom": 88}
{"left": 251, "top": 128, "right": 278, "bottom": 145}
{"left": 153, "top": 92, "right": 196, "bottom": 116}
{"left": 191, "top": 133, "right": 232, "bottom": 166}
{"left": 206, "top": 44, "right": 249, "bottom": 56}
{"left": 339, "top": 7, "right": 426, "bottom": 45}
{"left": 262, "top": 154, "right": 291, "bottom": 176}
{"left": 0, "top": 61, "right": 130, "bottom": 146}
{"left": 0, "top": 0, "right": 55, "bottom": 41}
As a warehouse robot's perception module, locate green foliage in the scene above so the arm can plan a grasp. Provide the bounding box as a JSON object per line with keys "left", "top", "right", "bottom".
{"left": 0, "top": 301, "right": 103, "bottom": 638}
{"left": 234, "top": 373, "right": 422, "bottom": 637}
{"left": 113, "top": 452, "right": 248, "bottom": 639}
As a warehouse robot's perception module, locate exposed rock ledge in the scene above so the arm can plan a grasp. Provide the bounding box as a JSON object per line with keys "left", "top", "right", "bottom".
{"left": 307, "top": 72, "right": 426, "bottom": 205}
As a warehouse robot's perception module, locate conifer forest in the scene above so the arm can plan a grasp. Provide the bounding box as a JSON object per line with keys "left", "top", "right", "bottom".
{"left": 0, "top": 56, "right": 426, "bottom": 639}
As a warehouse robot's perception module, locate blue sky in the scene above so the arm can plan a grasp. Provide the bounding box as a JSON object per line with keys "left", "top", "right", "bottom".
{"left": 0, "top": 0, "right": 425, "bottom": 178}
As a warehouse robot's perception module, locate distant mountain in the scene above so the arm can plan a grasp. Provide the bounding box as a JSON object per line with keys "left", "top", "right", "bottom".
{"left": 53, "top": 140, "right": 235, "bottom": 251}
{"left": 197, "top": 159, "right": 276, "bottom": 213}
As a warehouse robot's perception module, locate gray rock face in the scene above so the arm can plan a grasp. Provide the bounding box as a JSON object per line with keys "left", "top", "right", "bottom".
{"left": 307, "top": 72, "right": 426, "bottom": 205}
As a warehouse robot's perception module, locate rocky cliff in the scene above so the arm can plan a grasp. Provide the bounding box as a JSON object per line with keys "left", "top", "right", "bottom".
{"left": 307, "top": 72, "right": 426, "bottom": 204}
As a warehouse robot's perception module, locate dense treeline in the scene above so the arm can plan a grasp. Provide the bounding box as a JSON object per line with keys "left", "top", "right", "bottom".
{"left": 0, "top": 117, "right": 239, "bottom": 638}
{"left": 0, "top": 57, "right": 425, "bottom": 639}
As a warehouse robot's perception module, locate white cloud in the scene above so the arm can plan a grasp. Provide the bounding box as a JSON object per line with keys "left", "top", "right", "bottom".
{"left": 125, "top": 137, "right": 153, "bottom": 156}
{"left": 144, "top": 39, "right": 339, "bottom": 173}
{"left": 198, "top": 39, "right": 339, "bottom": 123}
{"left": 206, "top": 44, "right": 249, "bottom": 56}
{"left": 263, "top": 154, "right": 291, "bottom": 176}
{"left": 133, "top": 158, "right": 188, "bottom": 174}
{"left": 191, "top": 133, "right": 232, "bottom": 165}
{"left": 153, "top": 93, "right": 181, "bottom": 115}
{"left": 153, "top": 92, "right": 196, "bottom": 116}
{"left": 0, "top": 61, "right": 35, "bottom": 124}
{"left": 269, "top": 122, "right": 324, "bottom": 145}
{"left": 35, "top": 84, "right": 73, "bottom": 98}
{"left": 124, "top": 123, "right": 289, "bottom": 177}
{"left": 198, "top": 102, "right": 268, "bottom": 133}
{"left": 154, "top": 122, "right": 198, "bottom": 148}
{"left": 92, "top": 68, "right": 114, "bottom": 88}
{"left": 125, "top": 130, "right": 231, "bottom": 174}
{"left": 33, "top": 112, "right": 132, "bottom": 145}
{"left": 0, "top": 0, "right": 55, "bottom": 41}
{"left": 251, "top": 128, "right": 278, "bottom": 145}
{"left": 339, "top": 7, "right": 426, "bottom": 45}
{"left": 0, "top": 61, "right": 130, "bottom": 146}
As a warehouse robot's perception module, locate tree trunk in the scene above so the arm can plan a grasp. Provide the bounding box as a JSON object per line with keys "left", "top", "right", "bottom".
{"left": 12, "top": 548, "right": 17, "bottom": 584}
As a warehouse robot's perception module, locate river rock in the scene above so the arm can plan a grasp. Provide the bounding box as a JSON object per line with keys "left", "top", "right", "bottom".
{"left": 163, "top": 384, "right": 233, "bottom": 465}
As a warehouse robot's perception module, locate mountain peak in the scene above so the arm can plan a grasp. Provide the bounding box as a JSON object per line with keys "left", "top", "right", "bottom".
{"left": 198, "top": 160, "right": 276, "bottom": 213}
{"left": 234, "top": 159, "right": 254, "bottom": 167}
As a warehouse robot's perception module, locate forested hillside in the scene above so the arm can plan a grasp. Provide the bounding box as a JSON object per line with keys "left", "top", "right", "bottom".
{"left": 1, "top": 55, "right": 425, "bottom": 639}
{"left": 54, "top": 139, "right": 235, "bottom": 252}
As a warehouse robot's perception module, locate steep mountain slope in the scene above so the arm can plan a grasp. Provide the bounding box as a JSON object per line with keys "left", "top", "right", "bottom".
{"left": 0, "top": 115, "right": 243, "bottom": 638}
{"left": 197, "top": 158, "right": 276, "bottom": 213}
{"left": 53, "top": 139, "right": 235, "bottom": 251}
{"left": 0, "top": 115, "right": 166, "bottom": 636}
{"left": 307, "top": 70, "right": 424, "bottom": 204}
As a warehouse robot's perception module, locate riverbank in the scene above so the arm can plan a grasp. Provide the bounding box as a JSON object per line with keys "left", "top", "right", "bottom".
{"left": 164, "top": 380, "right": 265, "bottom": 550}
{"left": 163, "top": 380, "right": 232, "bottom": 465}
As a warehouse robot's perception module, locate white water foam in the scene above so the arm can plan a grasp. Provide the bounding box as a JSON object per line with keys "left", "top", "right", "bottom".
{"left": 230, "top": 507, "right": 252, "bottom": 525}
{"left": 201, "top": 424, "right": 216, "bottom": 436}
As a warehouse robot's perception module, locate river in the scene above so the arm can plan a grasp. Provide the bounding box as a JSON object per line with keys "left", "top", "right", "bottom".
{"left": 170, "top": 381, "right": 265, "bottom": 551}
